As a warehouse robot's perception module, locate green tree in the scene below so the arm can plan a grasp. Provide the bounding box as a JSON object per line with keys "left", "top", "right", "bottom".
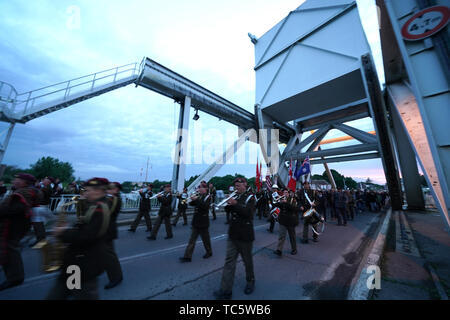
{"left": 121, "top": 181, "right": 134, "bottom": 193}
{"left": 29, "top": 157, "right": 75, "bottom": 183}
{"left": 0, "top": 165, "right": 30, "bottom": 184}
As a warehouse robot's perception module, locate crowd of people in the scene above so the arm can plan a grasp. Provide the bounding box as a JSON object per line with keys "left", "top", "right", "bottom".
{"left": 0, "top": 172, "right": 389, "bottom": 300}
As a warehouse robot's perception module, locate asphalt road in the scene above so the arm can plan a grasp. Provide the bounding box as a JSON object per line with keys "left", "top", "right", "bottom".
{"left": 0, "top": 210, "right": 382, "bottom": 300}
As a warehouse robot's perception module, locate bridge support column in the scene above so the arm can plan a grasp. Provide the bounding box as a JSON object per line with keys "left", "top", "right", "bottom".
{"left": 255, "top": 105, "right": 282, "bottom": 185}
{"left": 389, "top": 96, "right": 425, "bottom": 210}
{"left": 171, "top": 96, "right": 191, "bottom": 193}
{"left": 361, "top": 54, "right": 403, "bottom": 210}
{"left": 0, "top": 122, "right": 15, "bottom": 175}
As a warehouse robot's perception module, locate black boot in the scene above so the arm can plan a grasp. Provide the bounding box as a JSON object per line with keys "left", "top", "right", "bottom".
{"left": 244, "top": 280, "right": 255, "bottom": 295}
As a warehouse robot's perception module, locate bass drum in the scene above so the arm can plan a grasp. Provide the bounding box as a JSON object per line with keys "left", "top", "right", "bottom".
{"left": 303, "top": 208, "right": 325, "bottom": 235}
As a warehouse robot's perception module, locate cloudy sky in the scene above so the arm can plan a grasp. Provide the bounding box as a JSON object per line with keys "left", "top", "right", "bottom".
{"left": 0, "top": 0, "right": 388, "bottom": 185}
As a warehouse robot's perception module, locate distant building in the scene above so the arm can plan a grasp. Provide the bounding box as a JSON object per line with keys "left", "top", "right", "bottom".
{"left": 311, "top": 179, "right": 331, "bottom": 190}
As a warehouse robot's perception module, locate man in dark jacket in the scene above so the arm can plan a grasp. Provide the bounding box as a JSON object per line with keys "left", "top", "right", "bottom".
{"left": 46, "top": 177, "right": 111, "bottom": 300}
{"left": 274, "top": 189, "right": 299, "bottom": 256}
{"left": 147, "top": 184, "right": 173, "bottom": 240}
{"left": 0, "top": 173, "right": 38, "bottom": 291}
{"left": 179, "top": 185, "right": 212, "bottom": 262}
{"left": 103, "top": 182, "right": 123, "bottom": 290}
{"left": 299, "top": 181, "right": 318, "bottom": 243}
{"left": 129, "top": 184, "right": 153, "bottom": 232}
{"left": 214, "top": 177, "right": 255, "bottom": 300}
{"left": 172, "top": 187, "right": 188, "bottom": 226}
{"left": 335, "top": 189, "right": 348, "bottom": 226}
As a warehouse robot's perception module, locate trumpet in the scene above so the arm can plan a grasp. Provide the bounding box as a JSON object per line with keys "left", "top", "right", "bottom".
{"left": 149, "top": 191, "right": 164, "bottom": 199}
{"left": 186, "top": 191, "right": 200, "bottom": 204}
{"left": 33, "top": 197, "right": 79, "bottom": 273}
{"left": 214, "top": 190, "right": 238, "bottom": 210}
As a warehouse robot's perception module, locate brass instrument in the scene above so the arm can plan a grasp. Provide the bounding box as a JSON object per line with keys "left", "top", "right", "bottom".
{"left": 148, "top": 191, "right": 164, "bottom": 200}
{"left": 33, "top": 196, "right": 79, "bottom": 273}
{"left": 186, "top": 191, "right": 200, "bottom": 205}
{"left": 214, "top": 190, "right": 238, "bottom": 210}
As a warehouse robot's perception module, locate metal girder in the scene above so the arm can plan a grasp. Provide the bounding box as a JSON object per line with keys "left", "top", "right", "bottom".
{"left": 306, "top": 127, "right": 330, "bottom": 152}
{"left": 299, "top": 110, "right": 369, "bottom": 132}
{"left": 309, "top": 152, "right": 380, "bottom": 165}
{"left": 186, "top": 128, "right": 256, "bottom": 194}
{"left": 332, "top": 123, "right": 378, "bottom": 144}
{"left": 288, "top": 125, "right": 331, "bottom": 156}
{"left": 361, "top": 54, "right": 403, "bottom": 210}
{"left": 0, "top": 122, "right": 15, "bottom": 165}
{"left": 171, "top": 96, "right": 191, "bottom": 193}
{"left": 289, "top": 143, "right": 379, "bottom": 160}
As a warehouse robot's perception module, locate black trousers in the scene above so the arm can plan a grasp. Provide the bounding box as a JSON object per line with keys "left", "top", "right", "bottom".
{"left": 302, "top": 220, "right": 318, "bottom": 240}
{"left": 268, "top": 216, "right": 276, "bottom": 232}
{"left": 210, "top": 205, "right": 216, "bottom": 220}
{"left": 104, "top": 240, "right": 123, "bottom": 283}
{"left": 130, "top": 209, "right": 152, "bottom": 230}
{"left": 173, "top": 207, "right": 188, "bottom": 225}
{"left": 183, "top": 227, "right": 212, "bottom": 258}
{"left": 150, "top": 215, "right": 173, "bottom": 238}
{"left": 277, "top": 224, "right": 297, "bottom": 252}
{"left": 46, "top": 277, "right": 99, "bottom": 300}
{"left": 1, "top": 239, "right": 25, "bottom": 283}
{"left": 335, "top": 207, "right": 347, "bottom": 225}
{"left": 32, "top": 222, "right": 46, "bottom": 242}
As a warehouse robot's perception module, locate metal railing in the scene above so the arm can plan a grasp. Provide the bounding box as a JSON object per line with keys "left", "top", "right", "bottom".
{"left": 11, "top": 62, "right": 140, "bottom": 118}
{"left": 48, "top": 192, "right": 160, "bottom": 214}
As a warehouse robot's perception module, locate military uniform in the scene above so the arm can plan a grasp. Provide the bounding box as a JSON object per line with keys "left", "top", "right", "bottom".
{"left": 275, "top": 196, "right": 299, "bottom": 255}
{"left": 148, "top": 191, "right": 173, "bottom": 240}
{"left": 180, "top": 194, "right": 212, "bottom": 261}
{"left": 172, "top": 191, "right": 188, "bottom": 226}
{"left": 129, "top": 188, "right": 153, "bottom": 232}
{"left": 209, "top": 186, "right": 217, "bottom": 220}
{"left": 47, "top": 178, "right": 112, "bottom": 300}
{"left": 334, "top": 191, "right": 348, "bottom": 226}
{"left": 300, "top": 188, "right": 318, "bottom": 242}
{"left": 104, "top": 192, "right": 123, "bottom": 289}
{"left": 216, "top": 187, "right": 255, "bottom": 299}
{"left": 0, "top": 174, "right": 38, "bottom": 291}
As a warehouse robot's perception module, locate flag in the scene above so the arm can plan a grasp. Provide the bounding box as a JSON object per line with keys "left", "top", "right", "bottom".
{"left": 295, "top": 156, "right": 310, "bottom": 179}
{"left": 265, "top": 172, "right": 272, "bottom": 191}
{"left": 287, "top": 159, "right": 297, "bottom": 192}
{"left": 256, "top": 158, "right": 261, "bottom": 192}
{"left": 259, "top": 162, "right": 262, "bottom": 190}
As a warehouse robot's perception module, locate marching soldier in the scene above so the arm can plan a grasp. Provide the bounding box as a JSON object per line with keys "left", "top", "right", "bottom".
{"left": 300, "top": 181, "right": 318, "bottom": 244}
{"left": 128, "top": 184, "right": 153, "bottom": 233}
{"left": 334, "top": 189, "right": 348, "bottom": 226}
{"left": 147, "top": 184, "right": 173, "bottom": 240}
{"left": 214, "top": 177, "right": 256, "bottom": 300}
{"left": 224, "top": 186, "right": 234, "bottom": 224}
{"left": 267, "top": 184, "right": 281, "bottom": 233}
{"left": 0, "top": 173, "right": 38, "bottom": 291}
{"left": 179, "top": 184, "right": 212, "bottom": 262}
{"left": 46, "top": 178, "right": 111, "bottom": 300}
{"left": 208, "top": 183, "right": 217, "bottom": 220}
{"left": 172, "top": 187, "right": 188, "bottom": 226}
{"left": 104, "top": 182, "right": 123, "bottom": 290}
{"left": 274, "top": 189, "right": 299, "bottom": 256}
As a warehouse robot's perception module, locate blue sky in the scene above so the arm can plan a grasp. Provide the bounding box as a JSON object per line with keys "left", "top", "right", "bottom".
{"left": 0, "top": 0, "right": 388, "bottom": 184}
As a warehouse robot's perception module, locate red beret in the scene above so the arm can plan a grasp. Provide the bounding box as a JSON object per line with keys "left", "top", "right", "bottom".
{"left": 233, "top": 177, "right": 247, "bottom": 184}
{"left": 15, "top": 173, "right": 36, "bottom": 184}
{"left": 84, "top": 177, "right": 110, "bottom": 187}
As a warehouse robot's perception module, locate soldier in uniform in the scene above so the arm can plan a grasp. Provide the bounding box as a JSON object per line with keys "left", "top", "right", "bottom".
{"left": 147, "top": 184, "right": 173, "bottom": 240}
{"left": 334, "top": 189, "right": 348, "bottom": 226}
{"left": 274, "top": 189, "right": 299, "bottom": 256}
{"left": 46, "top": 178, "right": 111, "bottom": 300}
{"left": 300, "top": 181, "right": 318, "bottom": 244}
{"left": 208, "top": 183, "right": 217, "bottom": 220}
{"left": 267, "top": 184, "right": 281, "bottom": 233}
{"left": 104, "top": 182, "right": 123, "bottom": 290}
{"left": 128, "top": 184, "right": 153, "bottom": 233}
{"left": 179, "top": 184, "right": 212, "bottom": 262}
{"left": 214, "top": 177, "right": 255, "bottom": 300}
{"left": 0, "top": 173, "right": 38, "bottom": 291}
{"left": 172, "top": 187, "right": 188, "bottom": 226}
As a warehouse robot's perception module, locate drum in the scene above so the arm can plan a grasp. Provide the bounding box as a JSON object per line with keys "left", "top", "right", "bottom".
{"left": 271, "top": 207, "right": 280, "bottom": 219}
